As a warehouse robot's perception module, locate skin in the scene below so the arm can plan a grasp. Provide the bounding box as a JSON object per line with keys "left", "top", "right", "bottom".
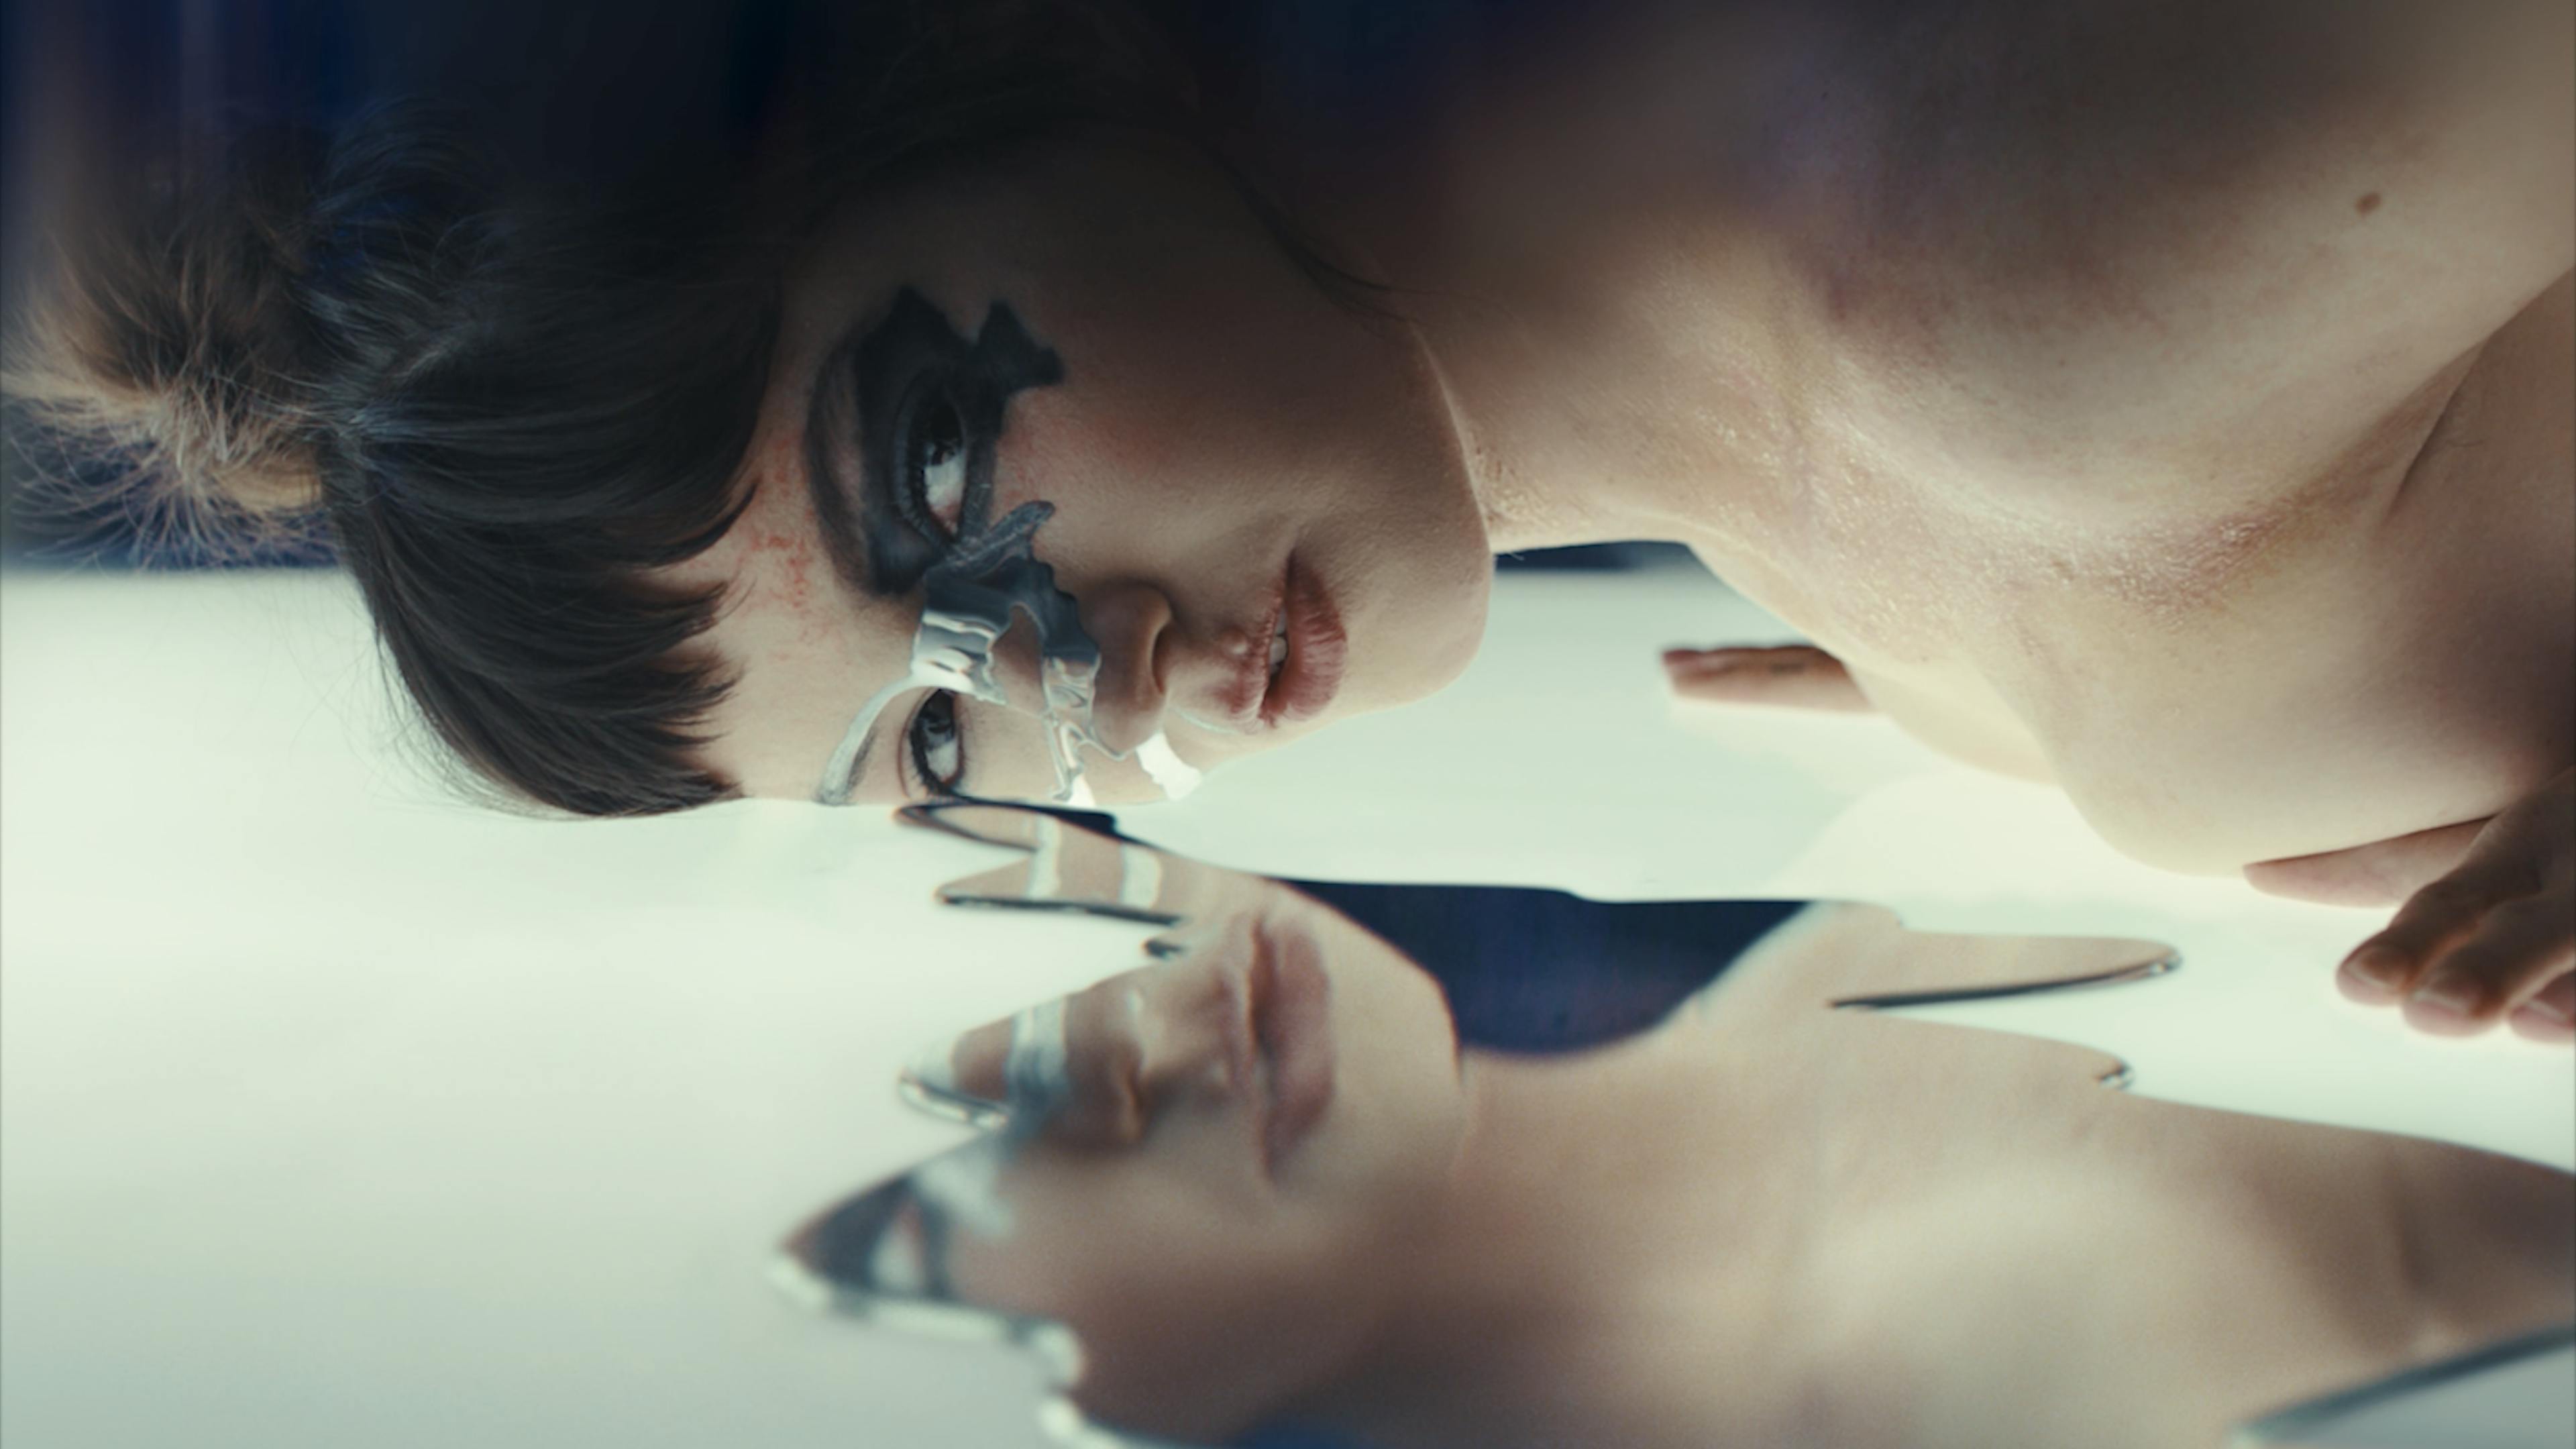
{"left": 806, "top": 817, "right": 2575, "bottom": 1449}
{"left": 671, "top": 140, "right": 1491, "bottom": 807}
{"left": 680, "top": 1, "right": 2573, "bottom": 1038}
{"left": 930, "top": 898, "right": 1472, "bottom": 1442}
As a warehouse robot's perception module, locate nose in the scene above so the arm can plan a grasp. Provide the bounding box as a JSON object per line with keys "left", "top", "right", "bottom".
{"left": 959, "top": 579, "right": 1167, "bottom": 757}
{"left": 970, "top": 578, "right": 1250, "bottom": 790}
{"left": 1049, "top": 579, "right": 1267, "bottom": 752}
{"left": 917, "top": 938, "right": 1258, "bottom": 1146}
{"left": 1075, "top": 580, "right": 1175, "bottom": 757}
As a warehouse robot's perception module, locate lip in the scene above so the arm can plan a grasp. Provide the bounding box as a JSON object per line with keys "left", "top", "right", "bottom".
{"left": 1248, "top": 915, "right": 1337, "bottom": 1176}
{"left": 1260, "top": 554, "right": 1347, "bottom": 727}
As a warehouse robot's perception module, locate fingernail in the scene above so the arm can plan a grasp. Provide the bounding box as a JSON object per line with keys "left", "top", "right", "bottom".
{"left": 2404, "top": 979, "right": 2483, "bottom": 1032}
{"left": 2519, "top": 979, "right": 2574, "bottom": 1026}
{"left": 2510, "top": 996, "right": 2575, "bottom": 1042}
{"left": 2337, "top": 947, "right": 2406, "bottom": 1002}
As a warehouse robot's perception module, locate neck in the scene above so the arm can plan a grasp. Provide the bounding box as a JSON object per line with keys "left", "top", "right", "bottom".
{"left": 1244, "top": 5, "right": 1862, "bottom": 558}
{"left": 1290, "top": 1034, "right": 1825, "bottom": 1449}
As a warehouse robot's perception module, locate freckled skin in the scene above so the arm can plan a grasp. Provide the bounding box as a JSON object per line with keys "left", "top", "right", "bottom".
{"left": 665, "top": 7, "right": 2567, "bottom": 1030}
{"left": 668, "top": 141, "right": 1489, "bottom": 805}
{"left": 739, "top": 529, "right": 817, "bottom": 629}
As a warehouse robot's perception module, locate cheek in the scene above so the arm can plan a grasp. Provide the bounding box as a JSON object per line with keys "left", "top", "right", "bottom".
{"left": 993, "top": 388, "right": 1157, "bottom": 523}
{"left": 734, "top": 528, "right": 824, "bottom": 638}
{"left": 962, "top": 1204, "right": 1346, "bottom": 1436}
{"left": 963, "top": 1136, "right": 1289, "bottom": 1320}
{"left": 1002, "top": 286, "right": 1365, "bottom": 517}
{"left": 1289, "top": 935, "right": 1470, "bottom": 1207}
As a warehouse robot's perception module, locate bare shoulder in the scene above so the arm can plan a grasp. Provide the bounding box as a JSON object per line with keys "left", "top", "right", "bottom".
{"left": 1793, "top": 0, "right": 2574, "bottom": 517}
{"left": 2008, "top": 272, "right": 2570, "bottom": 871}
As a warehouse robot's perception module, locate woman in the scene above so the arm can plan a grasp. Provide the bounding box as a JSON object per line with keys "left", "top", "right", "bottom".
{"left": 6, "top": 1, "right": 2569, "bottom": 1036}
{"left": 782, "top": 805, "right": 2576, "bottom": 1449}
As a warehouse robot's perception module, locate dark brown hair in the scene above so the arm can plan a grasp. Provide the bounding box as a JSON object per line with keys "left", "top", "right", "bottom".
{"left": 2, "top": 1, "right": 1328, "bottom": 817}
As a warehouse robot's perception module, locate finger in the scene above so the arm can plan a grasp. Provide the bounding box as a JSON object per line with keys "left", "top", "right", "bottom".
{"left": 1662, "top": 643, "right": 1840, "bottom": 678}
{"left": 2244, "top": 819, "right": 2487, "bottom": 907}
{"left": 2508, "top": 973, "right": 2575, "bottom": 1043}
{"left": 2402, "top": 894, "right": 2576, "bottom": 1033}
{"left": 1662, "top": 645, "right": 1875, "bottom": 712}
{"left": 2337, "top": 873, "right": 2516, "bottom": 1003}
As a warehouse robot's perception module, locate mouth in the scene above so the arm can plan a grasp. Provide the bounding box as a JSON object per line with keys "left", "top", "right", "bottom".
{"left": 1258, "top": 554, "right": 1348, "bottom": 727}
{"left": 1247, "top": 914, "right": 1336, "bottom": 1177}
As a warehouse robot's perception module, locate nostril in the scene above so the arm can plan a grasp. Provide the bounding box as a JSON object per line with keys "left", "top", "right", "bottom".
{"left": 1076, "top": 581, "right": 1175, "bottom": 753}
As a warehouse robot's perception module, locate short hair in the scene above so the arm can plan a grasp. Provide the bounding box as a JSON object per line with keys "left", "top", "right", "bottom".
{"left": 2, "top": 1, "right": 1346, "bottom": 817}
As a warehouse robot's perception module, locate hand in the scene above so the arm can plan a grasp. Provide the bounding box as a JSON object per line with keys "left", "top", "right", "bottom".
{"left": 2250, "top": 769, "right": 2574, "bottom": 1042}
{"left": 1661, "top": 643, "right": 1878, "bottom": 712}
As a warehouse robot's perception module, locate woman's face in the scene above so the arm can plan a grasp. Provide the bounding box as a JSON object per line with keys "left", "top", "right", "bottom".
{"left": 676, "top": 137, "right": 1493, "bottom": 806}
{"left": 807, "top": 890, "right": 1470, "bottom": 1441}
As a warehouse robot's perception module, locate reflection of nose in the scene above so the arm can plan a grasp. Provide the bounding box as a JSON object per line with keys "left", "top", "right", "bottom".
{"left": 928, "top": 942, "right": 1256, "bottom": 1147}
{"left": 1128, "top": 945, "right": 1256, "bottom": 1108}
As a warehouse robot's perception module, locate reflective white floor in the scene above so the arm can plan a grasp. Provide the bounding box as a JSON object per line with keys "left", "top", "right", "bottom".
{"left": 3, "top": 562, "right": 2567, "bottom": 1448}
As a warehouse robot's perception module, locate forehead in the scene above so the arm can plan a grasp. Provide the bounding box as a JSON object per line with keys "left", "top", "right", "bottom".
{"left": 666, "top": 219, "right": 924, "bottom": 801}
{"left": 669, "top": 157, "right": 1120, "bottom": 802}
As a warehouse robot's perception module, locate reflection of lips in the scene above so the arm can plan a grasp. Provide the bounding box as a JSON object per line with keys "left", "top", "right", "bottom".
{"left": 1250, "top": 916, "right": 1336, "bottom": 1175}
{"left": 1261, "top": 555, "right": 1346, "bottom": 726}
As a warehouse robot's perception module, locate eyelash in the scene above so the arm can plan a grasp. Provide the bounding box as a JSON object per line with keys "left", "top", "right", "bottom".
{"left": 896, "top": 388, "right": 969, "bottom": 543}
{"left": 905, "top": 690, "right": 969, "bottom": 798}
{"left": 892, "top": 380, "right": 975, "bottom": 799}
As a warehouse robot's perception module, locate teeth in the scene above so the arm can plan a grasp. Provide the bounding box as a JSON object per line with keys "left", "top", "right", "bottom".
{"left": 1268, "top": 619, "right": 1289, "bottom": 678}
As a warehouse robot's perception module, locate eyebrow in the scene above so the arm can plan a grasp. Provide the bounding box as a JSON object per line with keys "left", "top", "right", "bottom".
{"left": 802, "top": 342, "right": 898, "bottom": 804}
{"left": 804, "top": 339, "right": 876, "bottom": 604}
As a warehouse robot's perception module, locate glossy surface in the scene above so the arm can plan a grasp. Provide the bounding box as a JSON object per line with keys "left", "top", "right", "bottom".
{"left": 6, "top": 564, "right": 2569, "bottom": 1449}
{"left": 784, "top": 806, "right": 2571, "bottom": 1449}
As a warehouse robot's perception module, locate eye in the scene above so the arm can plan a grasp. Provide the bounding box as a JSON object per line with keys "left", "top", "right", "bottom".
{"left": 906, "top": 691, "right": 967, "bottom": 797}
{"left": 906, "top": 394, "right": 969, "bottom": 539}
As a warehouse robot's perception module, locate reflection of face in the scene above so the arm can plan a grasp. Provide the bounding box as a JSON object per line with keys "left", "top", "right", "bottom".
{"left": 678, "top": 137, "right": 1493, "bottom": 806}
{"left": 813, "top": 890, "right": 1470, "bottom": 1443}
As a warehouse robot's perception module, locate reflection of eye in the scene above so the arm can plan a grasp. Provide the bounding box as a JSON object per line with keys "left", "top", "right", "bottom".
{"left": 907, "top": 395, "right": 969, "bottom": 539}
{"left": 906, "top": 691, "right": 967, "bottom": 797}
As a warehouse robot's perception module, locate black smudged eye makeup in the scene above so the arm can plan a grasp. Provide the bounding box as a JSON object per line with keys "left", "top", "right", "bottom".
{"left": 906, "top": 690, "right": 968, "bottom": 797}
{"left": 906, "top": 394, "right": 970, "bottom": 540}
{"left": 802, "top": 287, "right": 1066, "bottom": 803}
{"left": 834, "top": 287, "right": 1065, "bottom": 597}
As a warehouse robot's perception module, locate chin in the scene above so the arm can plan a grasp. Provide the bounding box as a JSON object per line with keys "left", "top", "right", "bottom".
{"left": 1396, "top": 578, "right": 1491, "bottom": 705}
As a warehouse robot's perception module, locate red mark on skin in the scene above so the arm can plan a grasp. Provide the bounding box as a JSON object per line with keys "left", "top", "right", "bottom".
{"left": 729, "top": 427, "right": 833, "bottom": 643}
{"left": 2354, "top": 191, "right": 2382, "bottom": 216}
{"left": 780, "top": 548, "right": 814, "bottom": 614}
{"left": 739, "top": 528, "right": 816, "bottom": 615}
